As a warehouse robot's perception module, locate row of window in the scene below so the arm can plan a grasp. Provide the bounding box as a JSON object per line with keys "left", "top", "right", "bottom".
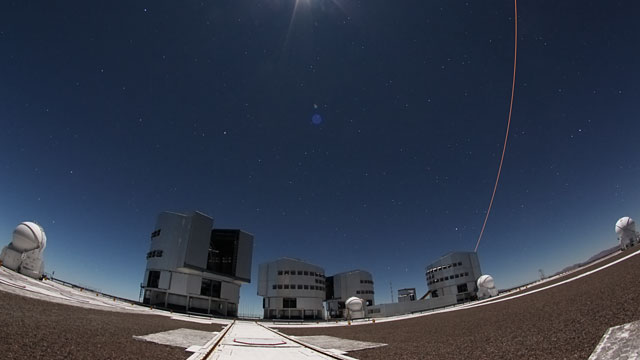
{"left": 146, "top": 250, "right": 163, "bottom": 259}
{"left": 272, "top": 284, "right": 325, "bottom": 291}
{"left": 150, "top": 229, "right": 161, "bottom": 238}
{"left": 359, "top": 280, "right": 374, "bottom": 284}
{"left": 427, "top": 272, "right": 469, "bottom": 286}
{"left": 277, "top": 270, "right": 325, "bottom": 278}
{"left": 356, "top": 290, "right": 374, "bottom": 295}
{"left": 427, "top": 261, "right": 464, "bottom": 275}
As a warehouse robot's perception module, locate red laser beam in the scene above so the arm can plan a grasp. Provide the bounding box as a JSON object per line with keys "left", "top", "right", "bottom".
{"left": 474, "top": 0, "right": 518, "bottom": 253}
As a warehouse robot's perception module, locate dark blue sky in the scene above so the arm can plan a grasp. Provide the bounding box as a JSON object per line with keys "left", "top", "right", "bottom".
{"left": 1, "top": 0, "right": 638, "bottom": 315}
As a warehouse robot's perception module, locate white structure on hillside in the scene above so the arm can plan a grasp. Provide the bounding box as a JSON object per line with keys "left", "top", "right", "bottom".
{"left": 325, "top": 269, "right": 374, "bottom": 318}
{"left": 616, "top": 217, "right": 638, "bottom": 250}
{"left": 141, "top": 211, "right": 253, "bottom": 317}
{"left": 0, "top": 222, "right": 46, "bottom": 279}
{"left": 476, "top": 274, "right": 499, "bottom": 299}
{"left": 258, "top": 258, "right": 326, "bottom": 319}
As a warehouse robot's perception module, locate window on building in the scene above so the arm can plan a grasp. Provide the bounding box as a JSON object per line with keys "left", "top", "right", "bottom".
{"left": 146, "top": 250, "right": 163, "bottom": 259}
{"left": 445, "top": 276, "right": 449, "bottom": 280}
{"left": 455, "top": 274, "right": 459, "bottom": 278}
{"left": 277, "top": 284, "right": 283, "bottom": 289}
{"left": 356, "top": 290, "right": 360, "bottom": 294}
{"left": 284, "top": 284, "right": 289, "bottom": 289}
{"left": 278, "top": 270, "right": 283, "bottom": 275}
{"left": 458, "top": 262, "right": 462, "bottom": 266}
{"left": 147, "top": 271, "right": 160, "bottom": 288}
{"left": 304, "top": 271, "right": 309, "bottom": 275}
{"left": 283, "top": 298, "right": 297, "bottom": 309}
{"left": 304, "top": 285, "right": 309, "bottom": 289}
{"left": 457, "top": 284, "right": 469, "bottom": 293}
{"left": 465, "top": 272, "right": 469, "bottom": 276}
{"left": 297, "top": 284, "right": 303, "bottom": 289}
{"left": 272, "top": 285, "right": 277, "bottom": 290}
{"left": 200, "top": 278, "right": 221, "bottom": 298}
{"left": 297, "top": 271, "right": 303, "bottom": 275}
{"left": 284, "top": 270, "right": 289, "bottom": 275}
{"left": 290, "top": 270, "right": 296, "bottom": 274}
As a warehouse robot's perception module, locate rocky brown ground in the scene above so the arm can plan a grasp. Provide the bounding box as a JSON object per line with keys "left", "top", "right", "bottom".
{"left": 0, "top": 290, "right": 224, "bottom": 360}
{"left": 280, "top": 249, "right": 640, "bottom": 360}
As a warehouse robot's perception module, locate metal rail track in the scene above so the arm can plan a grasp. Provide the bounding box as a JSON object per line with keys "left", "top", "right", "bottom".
{"left": 198, "top": 320, "right": 236, "bottom": 360}
{"left": 198, "top": 320, "right": 351, "bottom": 360}
{"left": 255, "top": 321, "right": 351, "bottom": 360}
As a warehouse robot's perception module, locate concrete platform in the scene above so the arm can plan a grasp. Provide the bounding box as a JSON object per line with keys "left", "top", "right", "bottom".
{"left": 134, "top": 328, "right": 218, "bottom": 350}
{"left": 202, "top": 321, "right": 356, "bottom": 359}
{"left": 294, "top": 335, "right": 386, "bottom": 353}
{"left": 590, "top": 320, "right": 640, "bottom": 360}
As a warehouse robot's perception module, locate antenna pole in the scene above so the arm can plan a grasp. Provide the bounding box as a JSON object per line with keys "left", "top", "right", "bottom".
{"left": 389, "top": 281, "right": 394, "bottom": 303}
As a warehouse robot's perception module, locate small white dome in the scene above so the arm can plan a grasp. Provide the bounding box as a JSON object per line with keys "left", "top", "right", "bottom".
{"left": 11, "top": 222, "right": 46, "bottom": 252}
{"left": 345, "top": 297, "right": 364, "bottom": 312}
{"left": 615, "top": 217, "right": 635, "bottom": 235}
{"left": 477, "top": 274, "right": 495, "bottom": 289}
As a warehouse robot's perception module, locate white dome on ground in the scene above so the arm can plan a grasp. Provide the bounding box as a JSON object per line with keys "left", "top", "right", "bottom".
{"left": 11, "top": 222, "right": 46, "bottom": 252}
{"left": 477, "top": 275, "right": 495, "bottom": 289}
{"left": 345, "top": 297, "right": 364, "bottom": 312}
{"left": 616, "top": 217, "right": 635, "bottom": 235}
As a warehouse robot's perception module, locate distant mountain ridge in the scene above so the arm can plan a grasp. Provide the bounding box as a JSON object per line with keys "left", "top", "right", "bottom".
{"left": 553, "top": 245, "right": 620, "bottom": 276}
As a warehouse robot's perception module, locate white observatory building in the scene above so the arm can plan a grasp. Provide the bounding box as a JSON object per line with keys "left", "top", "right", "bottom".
{"left": 325, "top": 269, "right": 374, "bottom": 319}
{"left": 476, "top": 274, "right": 499, "bottom": 299}
{"left": 398, "top": 288, "right": 417, "bottom": 303}
{"left": 258, "top": 258, "right": 326, "bottom": 320}
{"left": 141, "top": 211, "right": 253, "bottom": 317}
{"left": 344, "top": 296, "right": 366, "bottom": 320}
{"left": 616, "top": 217, "right": 638, "bottom": 250}
{"left": 426, "top": 251, "right": 482, "bottom": 303}
{"left": 0, "top": 222, "right": 47, "bottom": 279}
